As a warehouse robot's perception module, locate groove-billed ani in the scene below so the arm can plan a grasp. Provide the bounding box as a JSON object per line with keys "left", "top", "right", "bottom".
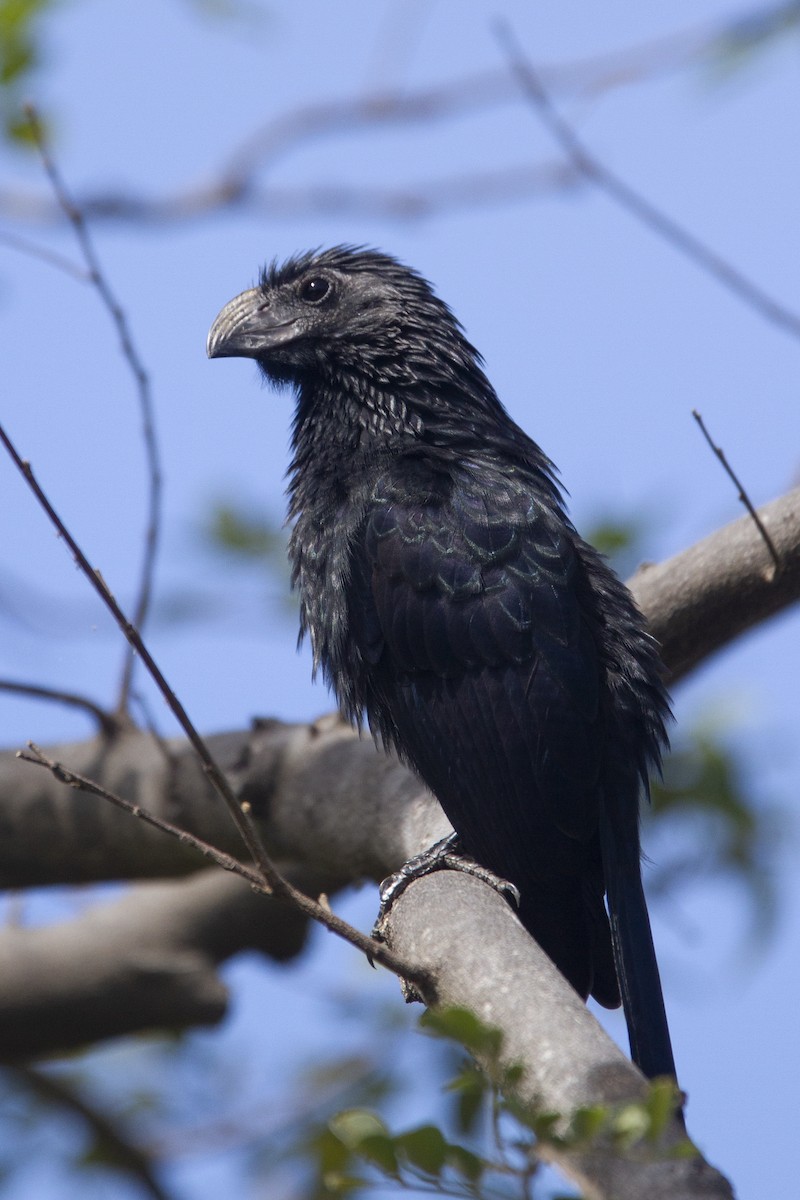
{"left": 207, "top": 247, "right": 676, "bottom": 1081}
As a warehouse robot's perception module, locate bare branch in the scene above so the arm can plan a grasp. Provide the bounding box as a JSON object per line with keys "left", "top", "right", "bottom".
{"left": 0, "top": 229, "right": 87, "bottom": 280}
{"left": 0, "top": 871, "right": 310, "bottom": 1059}
{"left": 0, "top": 720, "right": 448, "bottom": 889}
{"left": 24, "top": 105, "right": 163, "bottom": 715}
{"left": 1, "top": 162, "right": 579, "bottom": 225}
{"left": 0, "top": 679, "right": 118, "bottom": 737}
{"left": 0, "top": 419, "right": 280, "bottom": 878}
{"left": 495, "top": 22, "right": 800, "bottom": 346}
{"left": 692, "top": 409, "right": 782, "bottom": 577}
{"left": 630, "top": 486, "right": 800, "bottom": 682}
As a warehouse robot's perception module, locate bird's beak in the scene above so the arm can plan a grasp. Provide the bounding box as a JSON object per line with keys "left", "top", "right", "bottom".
{"left": 207, "top": 288, "right": 301, "bottom": 360}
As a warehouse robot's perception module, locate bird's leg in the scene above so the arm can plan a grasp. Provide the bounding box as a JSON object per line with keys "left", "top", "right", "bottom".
{"left": 373, "top": 832, "right": 520, "bottom": 946}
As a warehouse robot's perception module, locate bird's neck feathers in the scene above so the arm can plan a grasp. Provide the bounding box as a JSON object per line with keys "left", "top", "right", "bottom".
{"left": 286, "top": 336, "right": 562, "bottom": 517}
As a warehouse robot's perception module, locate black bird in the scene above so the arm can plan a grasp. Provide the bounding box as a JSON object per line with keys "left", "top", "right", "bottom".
{"left": 207, "top": 247, "right": 676, "bottom": 1081}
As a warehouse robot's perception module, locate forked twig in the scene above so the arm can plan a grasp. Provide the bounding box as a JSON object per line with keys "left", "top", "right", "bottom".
{"left": 692, "top": 409, "right": 782, "bottom": 578}
{"left": 0, "top": 422, "right": 426, "bottom": 987}
{"left": 0, "top": 229, "right": 87, "bottom": 281}
{"left": 24, "top": 105, "right": 163, "bottom": 716}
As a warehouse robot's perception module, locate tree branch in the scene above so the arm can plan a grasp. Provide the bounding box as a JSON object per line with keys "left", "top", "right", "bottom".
{"left": 0, "top": 679, "right": 118, "bottom": 738}
{"left": 691, "top": 409, "right": 782, "bottom": 577}
{"left": 0, "top": 870, "right": 310, "bottom": 1060}
{"left": 2, "top": 487, "right": 797, "bottom": 888}
{"left": 630, "top": 486, "right": 800, "bottom": 682}
{"left": 382, "top": 872, "right": 734, "bottom": 1200}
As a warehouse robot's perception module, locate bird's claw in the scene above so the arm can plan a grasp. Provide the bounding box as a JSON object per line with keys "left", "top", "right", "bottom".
{"left": 372, "top": 833, "right": 520, "bottom": 945}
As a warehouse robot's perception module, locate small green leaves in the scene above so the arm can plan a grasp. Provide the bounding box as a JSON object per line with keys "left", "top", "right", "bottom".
{"left": 328, "top": 1108, "right": 389, "bottom": 1150}
{"left": 446, "top": 1062, "right": 489, "bottom": 1134}
{"left": 394, "top": 1124, "right": 447, "bottom": 1175}
{"left": 643, "top": 1077, "right": 683, "bottom": 1141}
{"left": 323, "top": 1107, "right": 487, "bottom": 1194}
{"left": 0, "top": 0, "right": 54, "bottom": 147}
{"left": 205, "top": 501, "right": 286, "bottom": 560}
{"left": 420, "top": 1006, "right": 504, "bottom": 1060}
{"left": 319, "top": 1017, "right": 687, "bottom": 1197}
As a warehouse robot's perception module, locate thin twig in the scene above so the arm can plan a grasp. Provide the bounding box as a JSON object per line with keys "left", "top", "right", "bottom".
{"left": 0, "top": 229, "right": 88, "bottom": 280}
{"left": 0, "top": 422, "right": 427, "bottom": 987}
{"left": 692, "top": 409, "right": 782, "bottom": 578}
{"left": 19, "top": 743, "right": 268, "bottom": 888}
{"left": 495, "top": 21, "right": 800, "bottom": 347}
{"left": 0, "top": 679, "right": 119, "bottom": 737}
{"left": 24, "top": 105, "right": 163, "bottom": 716}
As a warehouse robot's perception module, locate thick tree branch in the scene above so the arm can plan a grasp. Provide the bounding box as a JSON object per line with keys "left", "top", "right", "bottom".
{"left": 383, "top": 872, "right": 734, "bottom": 1200}
{"left": 630, "top": 486, "right": 800, "bottom": 682}
{"left": 0, "top": 870, "right": 309, "bottom": 1060}
{"left": 0, "top": 718, "right": 447, "bottom": 889}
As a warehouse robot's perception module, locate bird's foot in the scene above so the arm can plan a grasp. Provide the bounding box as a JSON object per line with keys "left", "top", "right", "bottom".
{"left": 372, "top": 833, "right": 520, "bottom": 946}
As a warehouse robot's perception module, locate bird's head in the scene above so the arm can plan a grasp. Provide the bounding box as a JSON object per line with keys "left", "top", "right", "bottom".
{"left": 207, "top": 246, "right": 484, "bottom": 393}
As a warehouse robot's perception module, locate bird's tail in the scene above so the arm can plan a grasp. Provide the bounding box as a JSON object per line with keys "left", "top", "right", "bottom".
{"left": 600, "top": 813, "right": 677, "bottom": 1082}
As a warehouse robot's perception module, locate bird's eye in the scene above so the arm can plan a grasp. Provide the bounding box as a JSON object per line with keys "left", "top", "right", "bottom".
{"left": 299, "top": 277, "right": 331, "bottom": 304}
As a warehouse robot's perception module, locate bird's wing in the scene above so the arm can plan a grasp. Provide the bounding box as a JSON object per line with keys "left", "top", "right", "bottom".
{"left": 348, "top": 465, "right": 619, "bottom": 1003}
{"left": 351, "top": 467, "right": 605, "bottom": 858}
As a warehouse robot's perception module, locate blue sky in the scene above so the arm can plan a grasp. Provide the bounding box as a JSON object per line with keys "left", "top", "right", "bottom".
{"left": 2, "top": 2, "right": 799, "bottom": 1196}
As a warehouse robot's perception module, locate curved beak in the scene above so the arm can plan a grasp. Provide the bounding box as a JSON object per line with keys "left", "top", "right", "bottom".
{"left": 207, "top": 288, "right": 301, "bottom": 360}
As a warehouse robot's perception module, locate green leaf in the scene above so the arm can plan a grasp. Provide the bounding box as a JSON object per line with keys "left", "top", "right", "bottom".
{"left": 205, "top": 501, "right": 285, "bottom": 559}
{"left": 568, "top": 1105, "right": 608, "bottom": 1144}
{"left": 0, "top": 0, "right": 55, "bottom": 149}
{"left": 420, "top": 1007, "right": 503, "bottom": 1059}
{"left": 329, "top": 1109, "right": 388, "bottom": 1150}
{"left": 4, "top": 105, "right": 44, "bottom": 144}
{"left": 445, "top": 1143, "right": 484, "bottom": 1182}
{"left": 395, "top": 1124, "right": 447, "bottom": 1176}
{"left": 611, "top": 1102, "right": 650, "bottom": 1147}
{"left": 644, "top": 1078, "right": 682, "bottom": 1139}
{"left": 313, "top": 1127, "right": 350, "bottom": 1176}
{"left": 530, "top": 1110, "right": 562, "bottom": 1140}
{"left": 354, "top": 1133, "right": 398, "bottom": 1176}
{"left": 446, "top": 1064, "right": 487, "bottom": 1134}
{"left": 321, "top": 1170, "right": 369, "bottom": 1194}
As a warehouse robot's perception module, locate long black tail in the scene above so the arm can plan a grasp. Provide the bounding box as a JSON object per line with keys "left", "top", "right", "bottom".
{"left": 600, "top": 815, "right": 677, "bottom": 1082}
